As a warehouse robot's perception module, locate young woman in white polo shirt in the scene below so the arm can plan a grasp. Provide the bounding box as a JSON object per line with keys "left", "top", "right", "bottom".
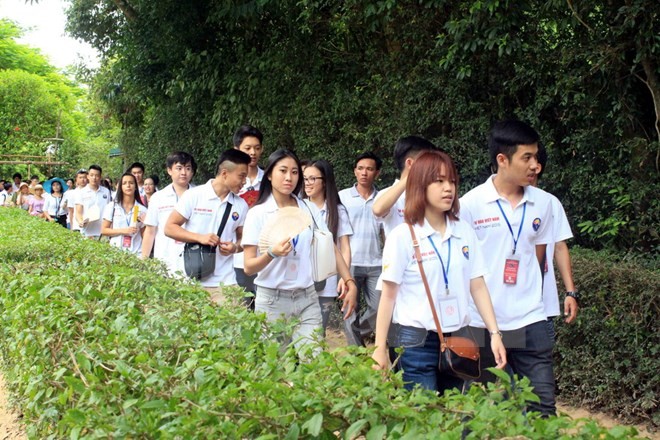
{"left": 302, "top": 159, "right": 353, "bottom": 337}
{"left": 101, "top": 173, "right": 147, "bottom": 255}
{"left": 243, "top": 149, "right": 358, "bottom": 357}
{"left": 372, "top": 151, "right": 506, "bottom": 393}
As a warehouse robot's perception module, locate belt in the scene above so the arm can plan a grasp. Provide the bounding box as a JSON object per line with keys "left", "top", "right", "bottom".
{"left": 256, "top": 285, "right": 316, "bottom": 297}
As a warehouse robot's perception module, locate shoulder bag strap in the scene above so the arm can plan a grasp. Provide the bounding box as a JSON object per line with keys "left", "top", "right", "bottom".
{"left": 216, "top": 201, "right": 233, "bottom": 237}
{"left": 407, "top": 223, "right": 448, "bottom": 352}
{"left": 302, "top": 199, "right": 320, "bottom": 231}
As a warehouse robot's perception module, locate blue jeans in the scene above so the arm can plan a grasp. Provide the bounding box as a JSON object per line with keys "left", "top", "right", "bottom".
{"left": 255, "top": 285, "right": 323, "bottom": 359}
{"left": 389, "top": 325, "right": 466, "bottom": 394}
{"left": 343, "top": 265, "right": 381, "bottom": 346}
{"left": 472, "top": 320, "right": 556, "bottom": 416}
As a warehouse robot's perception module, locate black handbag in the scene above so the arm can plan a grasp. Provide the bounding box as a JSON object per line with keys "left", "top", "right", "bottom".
{"left": 407, "top": 224, "right": 481, "bottom": 381}
{"left": 183, "top": 202, "right": 232, "bottom": 280}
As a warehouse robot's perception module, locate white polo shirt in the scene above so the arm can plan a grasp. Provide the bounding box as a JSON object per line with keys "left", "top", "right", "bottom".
{"left": 63, "top": 189, "right": 81, "bottom": 229}
{"left": 44, "top": 194, "right": 66, "bottom": 216}
{"left": 339, "top": 184, "right": 382, "bottom": 267}
{"left": 144, "top": 183, "right": 189, "bottom": 275}
{"left": 540, "top": 190, "right": 573, "bottom": 317}
{"left": 373, "top": 180, "right": 405, "bottom": 237}
{"left": 310, "top": 201, "right": 353, "bottom": 298}
{"left": 234, "top": 167, "right": 264, "bottom": 269}
{"left": 102, "top": 202, "right": 147, "bottom": 254}
{"left": 382, "top": 217, "right": 487, "bottom": 332}
{"left": 242, "top": 195, "right": 326, "bottom": 290}
{"left": 175, "top": 180, "right": 248, "bottom": 288}
{"left": 460, "top": 175, "right": 553, "bottom": 330}
{"left": 76, "top": 185, "right": 112, "bottom": 237}
{"left": 0, "top": 190, "right": 9, "bottom": 206}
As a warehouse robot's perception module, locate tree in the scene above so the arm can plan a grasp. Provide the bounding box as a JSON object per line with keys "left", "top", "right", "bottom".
{"left": 64, "top": 0, "right": 659, "bottom": 254}
{"left": 0, "top": 19, "right": 121, "bottom": 179}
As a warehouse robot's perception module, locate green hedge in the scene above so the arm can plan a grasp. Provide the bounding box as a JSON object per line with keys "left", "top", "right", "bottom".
{"left": 555, "top": 248, "right": 660, "bottom": 430}
{"left": 0, "top": 209, "right": 642, "bottom": 438}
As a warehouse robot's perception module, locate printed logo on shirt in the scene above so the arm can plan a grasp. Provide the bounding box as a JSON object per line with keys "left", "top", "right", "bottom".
{"left": 396, "top": 208, "right": 404, "bottom": 218}
{"left": 231, "top": 211, "right": 239, "bottom": 221}
{"left": 462, "top": 246, "right": 469, "bottom": 259}
{"left": 532, "top": 218, "right": 541, "bottom": 231}
{"left": 193, "top": 208, "right": 213, "bottom": 215}
{"left": 471, "top": 216, "right": 501, "bottom": 230}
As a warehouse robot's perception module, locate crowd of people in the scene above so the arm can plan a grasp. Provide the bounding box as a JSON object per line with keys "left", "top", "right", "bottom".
{"left": 0, "top": 121, "right": 579, "bottom": 417}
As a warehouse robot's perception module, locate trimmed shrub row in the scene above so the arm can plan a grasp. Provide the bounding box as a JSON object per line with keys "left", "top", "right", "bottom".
{"left": 0, "top": 209, "right": 643, "bottom": 438}
{"left": 555, "top": 248, "right": 659, "bottom": 430}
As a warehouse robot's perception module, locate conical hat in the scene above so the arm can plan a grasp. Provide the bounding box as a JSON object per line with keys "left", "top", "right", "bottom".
{"left": 258, "top": 206, "right": 312, "bottom": 254}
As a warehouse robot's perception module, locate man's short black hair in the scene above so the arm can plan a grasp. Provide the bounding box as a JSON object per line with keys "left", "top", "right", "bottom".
{"left": 215, "top": 149, "right": 251, "bottom": 175}
{"left": 89, "top": 164, "right": 102, "bottom": 174}
{"left": 393, "top": 136, "right": 437, "bottom": 172}
{"left": 488, "top": 120, "right": 540, "bottom": 171}
{"left": 12, "top": 173, "right": 22, "bottom": 180}
{"left": 233, "top": 125, "right": 263, "bottom": 147}
{"left": 166, "top": 152, "right": 197, "bottom": 175}
{"left": 355, "top": 151, "right": 383, "bottom": 170}
{"left": 128, "top": 162, "right": 145, "bottom": 172}
{"left": 3, "top": 182, "right": 11, "bottom": 191}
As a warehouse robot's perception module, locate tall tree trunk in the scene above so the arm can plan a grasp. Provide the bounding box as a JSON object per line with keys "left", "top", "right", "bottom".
{"left": 112, "top": 0, "right": 138, "bottom": 24}
{"left": 640, "top": 56, "right": 660, "bottom": 171}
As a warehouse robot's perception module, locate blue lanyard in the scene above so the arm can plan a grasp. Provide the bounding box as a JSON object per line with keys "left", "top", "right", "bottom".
{"left": 291, "top": 235, "right": 299, "bottom": 256}
{"left": 496, "top": 200, "right": 526, "bottom": 254}
{"left": 427, "top": 236, "right": 451, "bottom": 295}
{"left": 124, "top": 204, "right": 134, "bottom": 227}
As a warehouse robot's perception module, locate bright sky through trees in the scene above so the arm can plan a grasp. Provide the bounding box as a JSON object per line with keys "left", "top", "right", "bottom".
{"left": 0, "top": 0, "right": 98, "bottom": 69}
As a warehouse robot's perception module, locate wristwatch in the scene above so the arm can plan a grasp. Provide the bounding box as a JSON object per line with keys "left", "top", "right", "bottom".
{"left": 566, "top": 290, "right": 580, "bottom": 304}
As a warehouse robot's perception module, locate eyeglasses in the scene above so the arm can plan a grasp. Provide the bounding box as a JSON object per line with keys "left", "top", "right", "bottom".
{"left": 303, "top": 176, "right": 324, "bottom": 184}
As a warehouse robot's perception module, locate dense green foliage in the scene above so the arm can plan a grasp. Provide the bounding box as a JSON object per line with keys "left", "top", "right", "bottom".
{"left": 555, "top": 247, "right": 660, "bottom": 430}
{"left": 64, "top": 0, "right": 659, "bottom": 255}
{"left": 0, "top": 19, "right": 121, "bottom": 179}
{"left": 0, "top": 209, "right": 642, "bottom": 438}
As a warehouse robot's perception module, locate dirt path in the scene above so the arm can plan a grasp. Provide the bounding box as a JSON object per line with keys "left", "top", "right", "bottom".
{"left": 0, "top": 373, "right": 26, "bottom": 440}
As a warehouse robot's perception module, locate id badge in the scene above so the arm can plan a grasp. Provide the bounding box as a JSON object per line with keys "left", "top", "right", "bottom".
{"left": 439, "top": 294, "right": 461, "bottom": 328}
{"left": 503, "top": 253, "right": 520, "bottom": 284}
{"left": 285, "top": 256, "right": 300, "bottom": 280}
{"left": 122, "top": 235, "right": 132, "bottom": 248}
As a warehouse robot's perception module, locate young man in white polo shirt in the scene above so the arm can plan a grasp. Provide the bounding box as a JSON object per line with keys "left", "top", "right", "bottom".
{"left": 141, "top": 152, "right": 196, "bottom": 274}
{"left": 339, "top": 151, "right": 384, "bottom": 345}
{"left": 11, "top": 173, "right": 22, "bottom": 193}
{"left": 232, "top": 125, "right": 265, "bottom": 307}
{"left": 128, "top": 162, "right": 147, "bottom": 204}
{"left": 65, "top": 169, "right": 88, "bottom": 232}
{"left": 460, "top": 120, "right": 555, "bottom": 416}
{"left": 372, "top": 136, "right": 437, "bottom": 237}
{"left": 165, "top": 149, "right": 250, "bottom": 301}
{"left": 75, "top": 165, "right": 111, "bottom": 239}
{"left": 531, "top": 144, "right": 579, "bottom": 330}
